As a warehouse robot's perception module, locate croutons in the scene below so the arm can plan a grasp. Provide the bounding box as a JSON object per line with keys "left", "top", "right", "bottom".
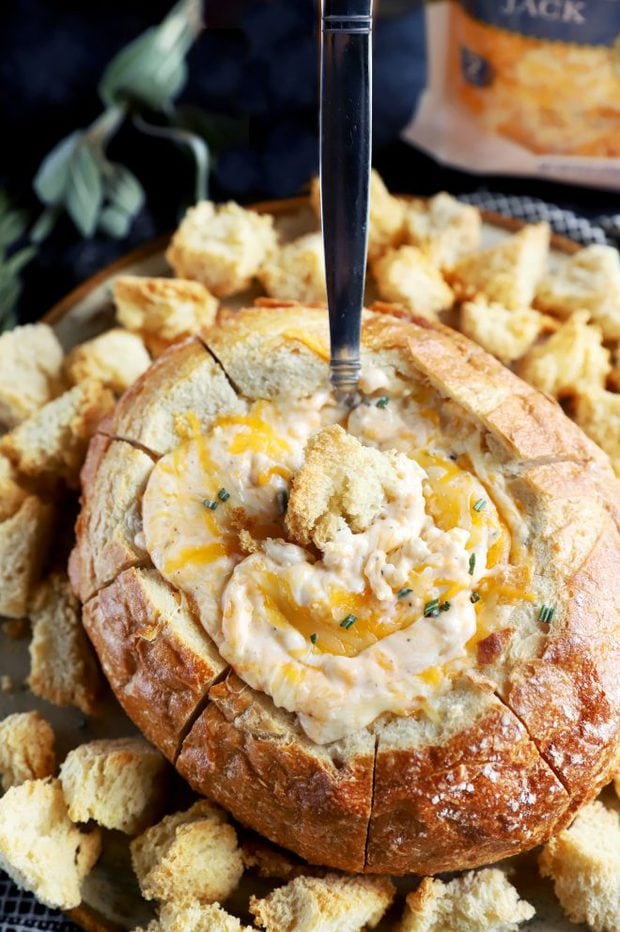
{"left": 311, "top": 169, "right": 404, "bottom": 261}
{"left": 535, "top": 244, "right": 620, "bottom": 340}
{"left": 0, "top": 778, "right": 100, "bottom": 910}
{"left": 114, "top": 276, "right": 218, "bottom": 357}
{"left": 447, "top": 222, "right": 550, "bottom": 310}
{"left": 574, "top": 386, "right": 620, "bottom": 476}
{"left": 130, "top": 800, "right": 243, "bottom": 906}
{"left": 1, "top": 379, "right": 115, "bottom": 487}
{"left": 60, "top": 738, "right": 167, "bottom": 834}
{"left": 460, "top": 297, "right": 545, "bottom": 364}
{"left": 0, "top": 494, "right": 53, "bottom": 618}
{"left": 258, "top": 233, "right": 326, "bottom": 303}
{"left": 372, "top": 245, "right": 454, "bottom": 318}
{"left": 286, "top": 424, "right": 407, "bottom": 548}
{"left": 64, "top": 327, "right": 151, "bottom": 393}
{"left": 403, "top": 192, "right": 481, "bottom": 268}
{"left": 539, "top": 800, "right": 620, "bottom": 932}
{"left": 0, "top": 323, "right": 64, "bottom": 429}
{"left": 518, "top": 311, "right": 610, "bottom": 399}
{"left": 249, "top": 873, "right": 395, "bottom": 932}
{"left": 0, "top": 712, "right": 56, "bottom": 791}
{"left": 166, "top": 201, "right": 277, "bottom": 297}
{"left": 398, "top": 869, "right": 535, "bottom": 931}
{"left": 135, "top": 902, "right": 253, "bottom": 932}
{"left": 28, "top": 572, "right": 103, "bottom": 714}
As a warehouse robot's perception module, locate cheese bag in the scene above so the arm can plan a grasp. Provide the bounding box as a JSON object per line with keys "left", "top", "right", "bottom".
{"left": 404, "top": 0, "right": 620, "bottom": 189}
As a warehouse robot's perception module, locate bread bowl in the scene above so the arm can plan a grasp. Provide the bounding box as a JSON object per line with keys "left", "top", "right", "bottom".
{"left": 71, "top": 300, "right": 620, "bottom": 875}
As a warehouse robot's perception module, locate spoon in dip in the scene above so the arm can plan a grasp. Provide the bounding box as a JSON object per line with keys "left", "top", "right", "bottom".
{"left": 320, "top": 0, "right": 373, "bottom": 405}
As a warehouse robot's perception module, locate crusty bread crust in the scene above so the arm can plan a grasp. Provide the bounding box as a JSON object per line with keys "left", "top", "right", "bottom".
{"left": 73, "top": 302, "right": 620, "bottom": 874}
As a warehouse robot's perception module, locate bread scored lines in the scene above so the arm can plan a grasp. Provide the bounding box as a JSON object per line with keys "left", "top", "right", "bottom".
{"left": 76, "top": 303, "right": 620, "bottom": 874}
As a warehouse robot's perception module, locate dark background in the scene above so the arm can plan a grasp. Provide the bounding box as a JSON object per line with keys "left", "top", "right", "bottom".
{"left": 0, "top": 0, "right": 616, "bottom": 319}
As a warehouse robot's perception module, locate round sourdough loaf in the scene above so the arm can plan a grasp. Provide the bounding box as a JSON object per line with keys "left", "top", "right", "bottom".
{"left": 71, "top": 302, "right": 620, "bottom": 875}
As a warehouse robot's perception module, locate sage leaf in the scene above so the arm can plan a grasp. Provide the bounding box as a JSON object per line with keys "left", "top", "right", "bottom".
{"left": 105, "top": 163, "right": 145, "bottom": 216}
{"left": 65, "top": 145, "right": 104, "bottom": 237}
{"left": 98, "top": 205, "right": 132, "bottom": 239}
{"left": 99, "top": 0, "right": 202, "bottom": 110}
{"left": 34, "top": 131, "right": 81, "bottom": 205}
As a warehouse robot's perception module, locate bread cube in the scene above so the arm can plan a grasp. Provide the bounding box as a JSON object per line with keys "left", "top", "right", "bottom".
{"left": 460, "top": 297, "right": 545, "bottom": 364}
{"left": 447, "top": 223, "right": 550, "bottom": 310}
{"left": 0, "top": 494, "right": 53, "bottom": 618}
{"left": 1, "top": 379, "right": 115, "bottom": 487}
{"left": 398, "top": 869, "right": 534, "bottom": 931}
{"left": 258, "top": 233, "right": 326, "bottom": 303}
{"left": 403, "top": 192, "right": 481, "bottom": 268}
{"left": 65, "top": 327, "right": 151, "bottom": 392}
{"left": 372, "top": 245, "right": 454, "bottom": 318}
{"left": 60, "top": 737, "right": 167, "bottom": 834}
{"left": 135, "top": 902, "right": 252, "bottom": 931}
{"left": 535, "top": 245, "right": 620, "bottom": 340}
{"left": 28, "top": 572, "right": 103, "bottom": 714}
{"left": 114, "top": 276, "right": 218, "bottom": 356}
{"left": 130, "top": 800, "right": 243, "bottom": 905}
{"left": 166, "top": 201, "right": 276, "bottom": 297}
{"left": 518, "top": 311, "right": 610, "bottom": 399}
{"left": 574, "top": 386, "right": 620, "bottom": 476}
{"left": 250, "top": 873, "right": 394, "bottom": 932}
{"left": 0, "top": 323, "right": 64, "bottom": 429}
{"left": 0, "top": 778, "right": 100, "bottom": 910}
{"left": 539, "top": 800, "right": 620, "bottom": 932}
{"left": 0, "top": 712, "right": 56, "bottom": 791}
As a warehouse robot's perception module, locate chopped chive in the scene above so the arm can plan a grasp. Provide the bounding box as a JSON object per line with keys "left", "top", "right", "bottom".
{"left": 376, "top": 395, "right": 390, "bottom": 408}
{"left": 277, "top": 490, "right": 289, "bottom": 514}
{"left": 470, "top": 591, "right": 481, "bottom": 604}
{"left": 310, "top": 633, "right": 318, "bottom": 645}
{"left": 203, "top": 499, "right": 218, "bottom": 510}
{"left": 538, "top": 604, "right": 555, "bottom": 623}
{"left": 217, "top": 488, "right": 230, "bottom": 502}
{"left": 397, "top": 587, "right": 413, "bottom": 599}
{"left": 424, "top": 598, "right": 440, "bottom": 617}
{"left": 340, "top": 614, "right": 357, "bottom": 629}
{"left": 468, "top": 553, "right": 476, "bottom": 576}
{"left": 440, "top": 600, "right": 451, "bottom": 612}
{"left": 473, "top": 498, "right": 486, "bottom": 512}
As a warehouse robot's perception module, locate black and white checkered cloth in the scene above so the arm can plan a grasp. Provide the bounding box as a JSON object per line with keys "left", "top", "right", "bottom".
{"left": 0, "top": 191, "right": 618, "bottom": 932}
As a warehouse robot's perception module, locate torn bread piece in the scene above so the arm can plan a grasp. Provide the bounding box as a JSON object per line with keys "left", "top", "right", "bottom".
{"left": 0, "top": 778, "right": 100, "bottom": 910}
{"left": 539, "top": 800, "right": 620, "bottom": 932}
{"left": 249, "top": 873, "right": 395, "bottom": 932}
{"left": 0, "top": 712, "right": 56, "bottom": 791}
{"left": 535, "top": 244, "right": 620, "bottom": 340}
{"left": 402, "top": 192, "right": 481, "bottom": 268}
{"left": 135, "top": 901, "right": 253, "bottom": 932}
{"left": 0, "top": 495, "right": 53, "bottom": 618}
{"left": 286, "top": 424, "right": 407, "bottom": 548}
{"left": 372, "top": 245, "right": 454, "bottom": 319}
{"left": 0, "top": 323, "right": 64, "bottom": 429}
{"left": 574, "top": 386, "right": 620, "bottom": 476}
{"left": 64, "top": 328, "right": 151, "bottom": 393}
{"left": 398, "top": 869, "right": 535, "bottom": 931}
{"left": 311, "top": 170, "right": 404, "bottom": 261}
{"left": 166, "top": 201, "right": 277, "bottom": 297}
{"left": 1, "top": 379, "right": 115, "bottom": 487}
{"left": 0, "top": 453, "right": 27, "bottom": 522}
{"left": 258, "top": 232, "right": 326, "bottom": 304}
{"left": 130, "top": 800, "right": 243, "bottom": 906}
{"left": 447, "top": 222, "right": 550, "bottom": 310}
{"left": 28, "top": 572, "right": 103, "bottom": 715}
{"left": 518, "top": 311, "right": 610, "bottom": 399}
{"left": 460, "top": 297, "right": 546, "bottom": 364}
{"left": 60, "top": 737, "right": 167, "bottom": 834}
{"left": 114, "top": 276, "right": 218, "bottom": 357}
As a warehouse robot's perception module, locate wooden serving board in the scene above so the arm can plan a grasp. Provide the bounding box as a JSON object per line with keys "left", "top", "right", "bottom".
{"left": 0, "top": 197, "right": 587, "bottom": 931}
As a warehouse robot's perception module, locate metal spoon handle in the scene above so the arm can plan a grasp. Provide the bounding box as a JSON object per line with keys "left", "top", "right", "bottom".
{"left": 320, "top": 0, "right": 372, "bottom": 400}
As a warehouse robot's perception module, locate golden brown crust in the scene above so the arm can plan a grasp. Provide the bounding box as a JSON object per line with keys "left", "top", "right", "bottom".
{"left": 74, "top": 302, "right": 620, "bottom": 874}
{"left": 82, "top": 567, "right": 226, "bottom": 761}
{"left": 176, "top": 672, "right": 375, "bottom": 872}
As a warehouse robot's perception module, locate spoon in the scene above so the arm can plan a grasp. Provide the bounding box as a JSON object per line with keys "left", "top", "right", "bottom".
{"left": 320, "top": 0, "right": 373, "bottom": 405}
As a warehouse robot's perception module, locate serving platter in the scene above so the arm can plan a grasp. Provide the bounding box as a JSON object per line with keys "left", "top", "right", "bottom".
{"left": 0, "top": 196, "right": 592, "bottom": 931}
